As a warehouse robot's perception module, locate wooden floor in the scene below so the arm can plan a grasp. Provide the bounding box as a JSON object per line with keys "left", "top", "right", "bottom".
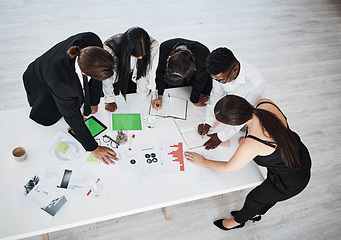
{"left": 1, "top": 0, "right": 340, "bottom": 239}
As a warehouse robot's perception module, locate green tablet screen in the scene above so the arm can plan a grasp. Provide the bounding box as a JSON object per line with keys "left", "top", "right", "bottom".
{"left": 112, "top": 113, "right": 142, "bottom": 130}
{"left": 69, "top": 116, "right": 107, "bottom": 138}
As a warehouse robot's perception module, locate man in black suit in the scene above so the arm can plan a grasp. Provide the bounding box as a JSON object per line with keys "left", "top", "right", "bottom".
{"left": 23, "top": 32, "right": 117, "bottom": 164}
{"left": 152, "top": 38, "right": 212, "bottom": 109}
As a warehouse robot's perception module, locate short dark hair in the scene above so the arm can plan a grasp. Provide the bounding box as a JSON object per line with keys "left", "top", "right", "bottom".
{"left": 206, "top": 47, "right": 236, "bottom": 75}
{"left": 164, "top": 49, "right": 196, "bottom": 86}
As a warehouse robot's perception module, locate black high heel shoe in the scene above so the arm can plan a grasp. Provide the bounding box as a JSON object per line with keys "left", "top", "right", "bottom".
{"left": 230, "top": 211, "right": 261, "bottom": 223}
{"left": 213, "top": 219, "right": 245, "bottom": 231}
{"left": 251, "top": 215, "right": 261, "bottom": 222}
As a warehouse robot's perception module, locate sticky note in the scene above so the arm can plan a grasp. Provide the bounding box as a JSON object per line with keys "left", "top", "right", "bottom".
{"left": 87, "top": 153, "right": 99, "bottom": 163}
{"left": 55, "top": 141, "right": 70, "bottom": 153}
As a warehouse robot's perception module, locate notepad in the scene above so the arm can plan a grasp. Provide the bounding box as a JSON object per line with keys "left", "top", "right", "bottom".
{"left": 174, "top": 115, "right": 209, "bottom": 149}
{"left": 149, "top": 95, "right": 188, "bottom": 120}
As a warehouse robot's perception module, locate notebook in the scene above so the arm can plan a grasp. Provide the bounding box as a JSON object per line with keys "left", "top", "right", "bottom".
{"left": 149, "top": 95, "right": 188, "bottom": 120}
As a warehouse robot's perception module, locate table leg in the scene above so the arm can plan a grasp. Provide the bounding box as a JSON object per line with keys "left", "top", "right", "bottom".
{"left": 42, "top": 233, "right": 49, "bottom": 240}
{"left": 163, "top": 206, "right": 172, "bottom": 220}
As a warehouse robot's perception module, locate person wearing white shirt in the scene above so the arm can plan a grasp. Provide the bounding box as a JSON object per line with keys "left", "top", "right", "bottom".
{"left": 199, "top": 47, "right": 266, "bottom": 149}
{"left": 102, "top": 27, "right": 159, "bottom": 112}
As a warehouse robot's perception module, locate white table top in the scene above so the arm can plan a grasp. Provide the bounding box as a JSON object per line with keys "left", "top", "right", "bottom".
{"left": 0, "top": 87, "right": 264, "bottom": 240}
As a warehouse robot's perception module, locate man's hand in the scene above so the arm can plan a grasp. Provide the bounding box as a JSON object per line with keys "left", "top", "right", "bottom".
{"left": 203, "top": 133, "right": 222, "bottom": 150}
{"left": 91, "top": 105, "right": 98, "bottom": 114}
{"left": 105, "top": 102, "right": 117, "bottom": 112}
{"left": 193, "top": 94, "right": 209, "bottom": 107}
{"left": 152, "top": 95, "right": 163, "bottom": 109}
{"left": 92, "top": 146, "right": 119, "bottom": 165}
{"left": 198, "top": 123, "right": 211, "bottom": 135}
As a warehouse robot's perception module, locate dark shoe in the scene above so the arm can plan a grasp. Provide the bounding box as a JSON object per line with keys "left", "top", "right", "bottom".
{"left": 231, "top": 211, "right": 261, "bottom": 223}
{"left": 213, "top": 219, "right": 245, "bottom": 231}
{"left": 251, "top": 215, "right": 261, "bottom": 223}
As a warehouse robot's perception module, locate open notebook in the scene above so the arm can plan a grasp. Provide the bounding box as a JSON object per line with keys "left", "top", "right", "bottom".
{"left": 175, "top": 115, "right": 231, "bottom": 149}
{"left": 174, "top": 115, "right": 209, "bottom": 149}
{"left": 149, "top": 95, "right": 188, "bottom": 120}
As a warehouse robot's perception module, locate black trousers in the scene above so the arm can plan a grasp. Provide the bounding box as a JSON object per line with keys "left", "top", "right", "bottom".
{"left": 234, "top": 173, "right": 310, "bottom": 223}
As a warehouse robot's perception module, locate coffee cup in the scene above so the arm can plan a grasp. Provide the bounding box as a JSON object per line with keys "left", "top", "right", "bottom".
{"left": 12, "top": 147, "right": 27, "bottom": 162}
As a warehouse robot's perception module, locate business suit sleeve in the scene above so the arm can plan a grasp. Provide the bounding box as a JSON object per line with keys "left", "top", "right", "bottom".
{"left": 73, "top": 32, "right": 103, "bottom": 49}
{"left": 189, "top": 45, "right": 211, "bottom": 103}
{"left": 155, "top": 40, "right": 172, "bottom": 95}
{"left": 49, "top": 76, "right": 98, "bottom": 151}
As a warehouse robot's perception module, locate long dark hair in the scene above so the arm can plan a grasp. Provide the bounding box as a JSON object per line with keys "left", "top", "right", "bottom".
{"left": 105, "top": 27, "right": 152, "bottom": 96}
{"left": 67, "top": 46, "right": 115, "bottom": 80}
{"left": 214, "top": 95, "right": 301, "bottom": 170}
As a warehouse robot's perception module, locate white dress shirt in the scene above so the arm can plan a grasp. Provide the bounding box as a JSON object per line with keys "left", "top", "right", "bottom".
{"left": 75, "top": 56, "right": 86, "bottom": 101}
{"left": 204, "top": 60, "right": 266, "bottom": 142}
{"left": 103, "top": 37, "right": 159, "bottom": 103}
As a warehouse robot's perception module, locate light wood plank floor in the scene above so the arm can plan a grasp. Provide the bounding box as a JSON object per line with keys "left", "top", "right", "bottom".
{"left": 1, "top": 0, "right": 340, "bottom": 239}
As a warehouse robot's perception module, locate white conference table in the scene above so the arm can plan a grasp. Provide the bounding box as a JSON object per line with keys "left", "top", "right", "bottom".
{"left": 0, "top": 87, "right": 264, "bottom": 240}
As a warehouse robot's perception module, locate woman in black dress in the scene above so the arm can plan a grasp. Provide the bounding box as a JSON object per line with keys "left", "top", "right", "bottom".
{"left": 184, "top": 95, "right": 311, "bottom": 230}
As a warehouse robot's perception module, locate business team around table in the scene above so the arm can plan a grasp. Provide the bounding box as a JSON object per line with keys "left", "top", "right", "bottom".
{"left": 22, "top": 27, "right": 311, "bottom": 231}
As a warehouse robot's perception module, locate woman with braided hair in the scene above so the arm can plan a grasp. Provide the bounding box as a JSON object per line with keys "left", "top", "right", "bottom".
{"left": 185, "top": 95, "right": 311, "bottom": 231}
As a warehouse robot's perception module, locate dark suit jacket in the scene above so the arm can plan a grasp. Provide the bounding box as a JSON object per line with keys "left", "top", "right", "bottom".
{"left": 23, "top": 32, "right": 103, "bottom": 151}
{"left": 155, "top": 38, "right": 212, "bottom": 103}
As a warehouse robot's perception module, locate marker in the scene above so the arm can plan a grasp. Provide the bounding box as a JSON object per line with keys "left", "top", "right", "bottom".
{"left": 87, "top": 178, "right": 100, "bottom": 196}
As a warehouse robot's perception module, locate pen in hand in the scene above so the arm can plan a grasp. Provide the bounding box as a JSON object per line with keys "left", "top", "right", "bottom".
{"left": 155, "top": 89, "right": 159, "bottom": 109}
{"left": 202, "top": 122, "right": 205, "bottom": 139}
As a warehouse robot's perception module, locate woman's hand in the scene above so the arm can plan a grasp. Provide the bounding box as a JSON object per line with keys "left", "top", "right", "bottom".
{"left": 184, "top": 151, "right": 207, "bottom": 168}
{"left": 105, "top": 102, "right": 117, "bottom": 112}
{"left": 92, "top": 146, "right": 119, "bottom": 165}
{"left": 91, "top": 105, "right": 98, "bottom": 114}
{"left": 152, "top": 95, "right": 163, "bottom": 109}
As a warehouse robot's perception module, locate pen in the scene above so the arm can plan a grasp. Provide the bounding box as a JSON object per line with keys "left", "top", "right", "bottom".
{"left": 128, "top": 134, "right": 136, "bottom": 151}
{"left": 155, "top": 89, "right": 159, "bottom": 108}
{"left": 202, "top": 122, "right": 205, "bottom": 139}
{"left": 87, "top": 178, "right": 100, "bottom": 196}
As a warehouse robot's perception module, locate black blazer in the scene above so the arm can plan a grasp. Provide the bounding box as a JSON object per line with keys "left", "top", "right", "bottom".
{"left": 23, "top": 32, "right": 103, "bottom": 151}
{"left": 155, "top": 38, "right": 212, "bottom": 103}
